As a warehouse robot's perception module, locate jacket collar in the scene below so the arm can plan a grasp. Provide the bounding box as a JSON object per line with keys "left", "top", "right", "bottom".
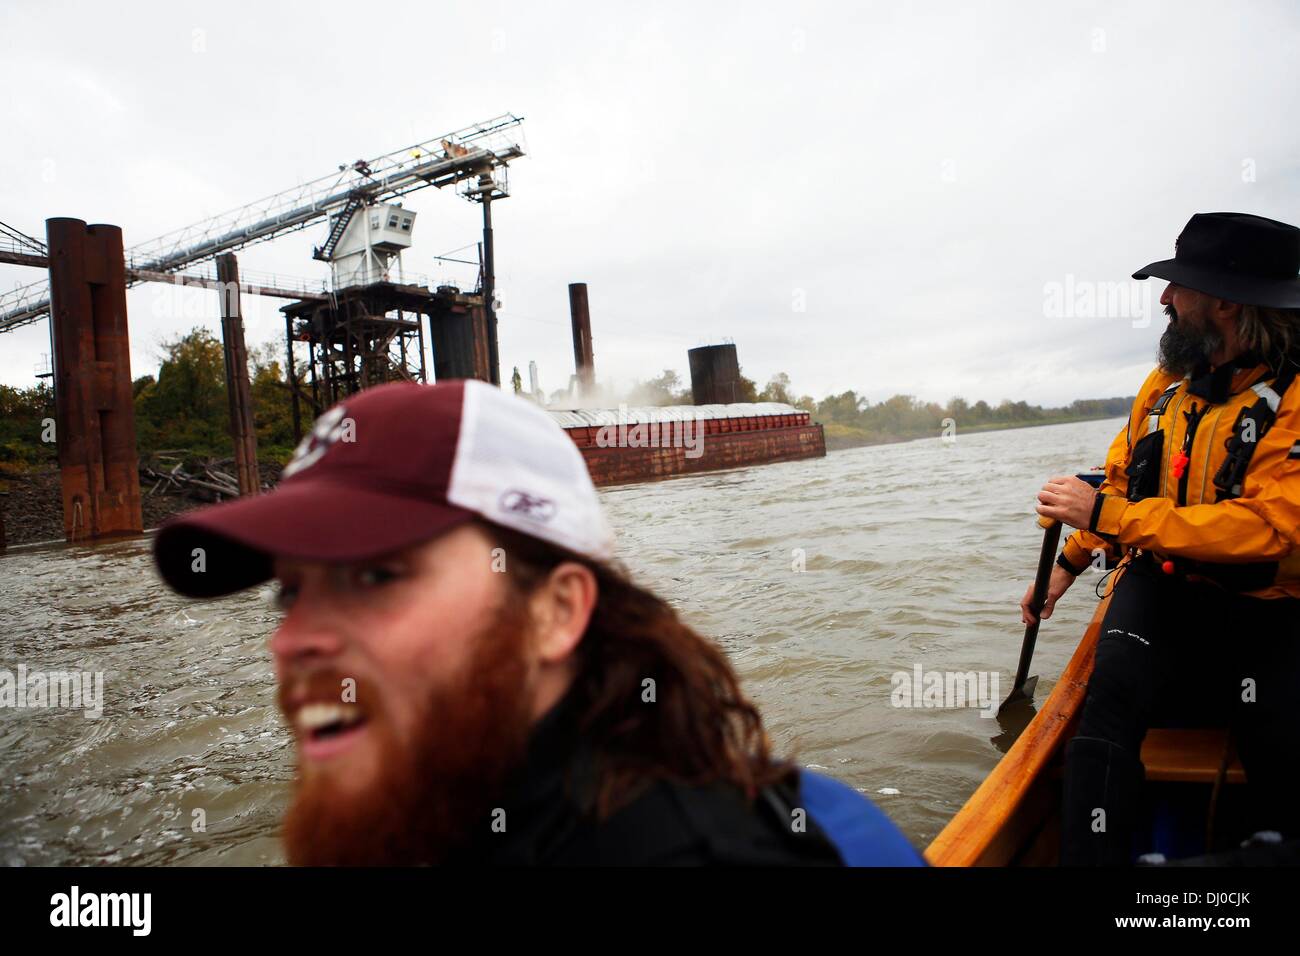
{"left": 501, "top": 685, "right": 596, "bottom": 813}
{"left": 441, "top": 685, "right": 597, "bottom": 865}
{"left": 1186, "top": 349, "right": 1265, "bottom": 403}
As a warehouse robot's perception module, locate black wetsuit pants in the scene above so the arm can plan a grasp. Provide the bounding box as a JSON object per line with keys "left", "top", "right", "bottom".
{"left": 1061, "top": 557, "right": 1300, "bottom": 865}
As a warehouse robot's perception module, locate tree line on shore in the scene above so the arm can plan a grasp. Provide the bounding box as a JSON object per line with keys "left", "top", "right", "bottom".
{"left": 616, "top": 369, "right": 1132, "bottom": 448}
{"left": 0, "top": 328, "right": 1133, "bottom": 468}
{"left": 1, "top": 329, "right": 297, "bottom": 469}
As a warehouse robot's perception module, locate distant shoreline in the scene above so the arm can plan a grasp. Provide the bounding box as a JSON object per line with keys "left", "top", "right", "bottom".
{"left": 822, "top": 413, "right": 1128, "bottom": 453}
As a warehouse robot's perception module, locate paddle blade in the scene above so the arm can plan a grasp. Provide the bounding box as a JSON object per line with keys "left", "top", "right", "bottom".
{"left": 997, "top": 674, "right": 1039, "bottom": 715}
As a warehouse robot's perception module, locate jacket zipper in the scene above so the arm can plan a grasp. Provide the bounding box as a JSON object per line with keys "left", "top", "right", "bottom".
{"left": 1161, "top": 389, "right": 1188, "bottom": 500}
{"left": 1177, "top": 402, "right": 1206, "bottom": 506}
{"left": 1196, "top": 404, "right": 1227, "bottom": 504}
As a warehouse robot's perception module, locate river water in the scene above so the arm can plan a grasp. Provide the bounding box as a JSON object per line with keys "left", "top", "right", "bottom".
{"left": 0, "top": 416, "right": 1124, "bottom": 865}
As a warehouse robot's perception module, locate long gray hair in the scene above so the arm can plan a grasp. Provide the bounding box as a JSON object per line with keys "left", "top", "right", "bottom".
{"left": 1236, "top": 304, "right": 1300, "bottom": 369}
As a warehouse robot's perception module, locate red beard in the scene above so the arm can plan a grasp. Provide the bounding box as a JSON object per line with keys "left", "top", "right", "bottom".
{"left": 279, "top": 598, "right": 536, "bottom": 865}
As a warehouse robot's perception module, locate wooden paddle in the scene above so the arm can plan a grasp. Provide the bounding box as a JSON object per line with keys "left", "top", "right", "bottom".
{"left": 997, "top": 514, "right": 1061, "bottom": 714}
{"left": 998, "top": 471, "right": 1105, "bottom": 714}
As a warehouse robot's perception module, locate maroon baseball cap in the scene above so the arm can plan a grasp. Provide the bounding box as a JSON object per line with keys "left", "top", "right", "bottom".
{"left": 154, "top": 379, "right": 615, "bottom": 598}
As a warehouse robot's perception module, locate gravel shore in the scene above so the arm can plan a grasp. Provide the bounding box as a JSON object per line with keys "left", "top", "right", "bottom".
{"left": 0, "top": 462, "right": 282, "bottom": 548}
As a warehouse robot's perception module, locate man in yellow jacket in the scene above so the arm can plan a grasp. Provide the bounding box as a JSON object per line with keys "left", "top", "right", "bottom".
{"left": 1023, "top": 212, "right": 1300, "bottom": 865}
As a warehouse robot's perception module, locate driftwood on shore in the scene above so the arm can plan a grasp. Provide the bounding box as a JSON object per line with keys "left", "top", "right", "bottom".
{"left": 1, "top": 455, "right": 282, "bottom": 548}
{"left": 140, "top": 453, "right": 244, "bottom": 502}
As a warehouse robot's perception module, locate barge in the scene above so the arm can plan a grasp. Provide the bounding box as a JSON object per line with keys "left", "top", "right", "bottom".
{"left": 549, "top": 402, "right": 826, "bottom": 486}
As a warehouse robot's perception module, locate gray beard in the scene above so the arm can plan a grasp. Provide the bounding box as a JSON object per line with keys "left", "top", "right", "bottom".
{"left": 1158, "top": 305, "right": 1224, "bottom": 377}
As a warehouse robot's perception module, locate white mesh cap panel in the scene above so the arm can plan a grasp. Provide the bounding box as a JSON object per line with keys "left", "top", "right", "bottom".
{"left": 447, "top": 380, "right": 616, "bottom": 560}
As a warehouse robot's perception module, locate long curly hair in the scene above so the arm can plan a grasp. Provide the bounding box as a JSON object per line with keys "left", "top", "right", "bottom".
{"left": 481, "top": 521, "right": 792, "bottom": 817}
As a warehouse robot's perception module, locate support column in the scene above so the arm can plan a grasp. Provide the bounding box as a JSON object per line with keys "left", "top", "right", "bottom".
{"left": 481, "top": 189, "right": 500, "bottom": 385}
{"left": 568, "top": 282, "right": 595, "bottom": 397}
{"left": 46, "top": 218, "right": 142, "bottom": 541}
{"left": 216, "top": 253, "right": 259, "bottom": 495}
{"left": 285, "top": 312, "right": 303, "bottom": 444}
{"left": 428, "top": 294, "right": 491, "bottom": 382}
{"left": 415, "top": 304, "right": 427, "bottom": 383}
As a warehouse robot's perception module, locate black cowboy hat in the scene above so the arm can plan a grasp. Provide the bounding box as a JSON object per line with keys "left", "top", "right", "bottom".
{"left": 1133, "top": 212, "right": 1300, "bottom": 309}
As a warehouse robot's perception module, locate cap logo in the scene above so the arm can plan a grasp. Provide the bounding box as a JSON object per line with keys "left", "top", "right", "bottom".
{"left": 498, "top": 489, "right": 557, "bottom": 523}
{"left": 284, "top": 405, "right": 353, "bottom": 478}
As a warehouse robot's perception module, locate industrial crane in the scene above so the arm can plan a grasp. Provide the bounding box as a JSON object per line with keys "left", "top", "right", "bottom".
{"left": 0, "top": 112, "right": 524, "bottom": 333}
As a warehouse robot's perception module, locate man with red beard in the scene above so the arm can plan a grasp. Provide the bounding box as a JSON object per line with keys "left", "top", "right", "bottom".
{"left": 154, "top": 379, "right": 923, "bottom": 867}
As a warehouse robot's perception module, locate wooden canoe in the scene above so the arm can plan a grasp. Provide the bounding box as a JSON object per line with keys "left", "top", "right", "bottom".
{"left": 925, "top": 566, "right": 1247, "bottom": 866}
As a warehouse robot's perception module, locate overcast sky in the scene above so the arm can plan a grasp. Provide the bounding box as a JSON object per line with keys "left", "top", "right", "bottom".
{"left": 2, "top": 0, "right": 1298, "bottom": 407}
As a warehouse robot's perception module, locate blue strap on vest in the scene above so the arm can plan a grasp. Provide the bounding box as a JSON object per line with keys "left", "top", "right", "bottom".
{"left": 798, "top": 769, "right": 926, "bottom": 867}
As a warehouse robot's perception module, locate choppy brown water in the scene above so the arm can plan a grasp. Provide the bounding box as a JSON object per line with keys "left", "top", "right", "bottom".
{"left": 0, "top": 417, "right": 1122, "bottom": 865}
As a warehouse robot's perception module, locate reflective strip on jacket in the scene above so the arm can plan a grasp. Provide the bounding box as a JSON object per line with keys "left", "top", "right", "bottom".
{"left": 1062, "top": 361, "right": 1300, "bottom": 599}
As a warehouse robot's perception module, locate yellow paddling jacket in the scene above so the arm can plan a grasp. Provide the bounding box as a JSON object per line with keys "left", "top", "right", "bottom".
{"left": 1061, "top": 354, "right": 1300, "bottom": 599}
